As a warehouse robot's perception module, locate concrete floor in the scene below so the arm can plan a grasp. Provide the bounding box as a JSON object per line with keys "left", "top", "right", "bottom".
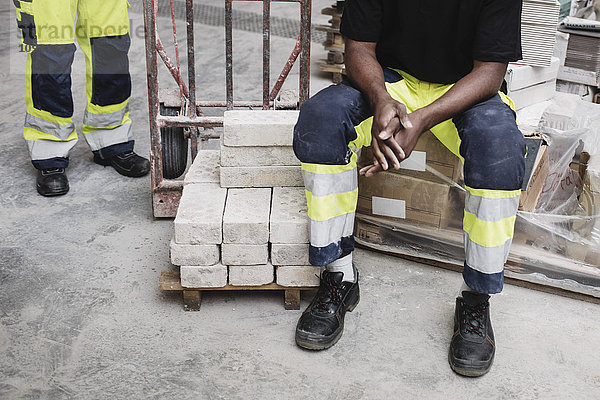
{"left": 1, "top": 2, "right": 600, "bottom": 399}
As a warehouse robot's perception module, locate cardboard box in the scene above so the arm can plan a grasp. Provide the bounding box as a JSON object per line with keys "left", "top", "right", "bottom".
{"left": 357, "top": 172, "right": 453, "bottom": 228}
{"left": 359, "top": 130, "right": 463, "bottom": 185}
{"left": 581, "top": 154, "right": 600, "bottom": 236}
{"left": 519, "top": 135, "right": 550, "bottom": 212}
{"left": 558, "top": 65, "right": 600, "bottom": 88}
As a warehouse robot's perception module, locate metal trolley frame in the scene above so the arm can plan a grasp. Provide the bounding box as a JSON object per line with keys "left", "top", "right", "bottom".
{"left": 142, "top": 0, "right": 312, "bottom": 217}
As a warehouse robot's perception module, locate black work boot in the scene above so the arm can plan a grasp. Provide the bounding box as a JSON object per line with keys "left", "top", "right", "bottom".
{"left": 449, "top": 292, "right": 495, "bottom": 377}
{"left": 36, "top": 168, "right": 69, "bottom": 197}
{"left": 295, "top": 267, "right": 359, "bottom": 350}
{"left": 94, "top": 151, "right": 150, "bottom": 177}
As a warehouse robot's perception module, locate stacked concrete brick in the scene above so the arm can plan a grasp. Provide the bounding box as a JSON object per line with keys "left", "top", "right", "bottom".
{"left": 170, "top": 110, "right": 319, "bottom": 289}
{"left": 270, "top": 187, "right": 319, "bottom": 286}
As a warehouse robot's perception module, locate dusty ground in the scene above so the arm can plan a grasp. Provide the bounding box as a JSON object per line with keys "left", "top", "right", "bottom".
{"left": 1, "top": 1, "right": 599, "bottom": 399}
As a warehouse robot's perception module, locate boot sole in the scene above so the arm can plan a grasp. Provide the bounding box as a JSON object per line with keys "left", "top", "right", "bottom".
{"left": 295, "top": 291, "right": 360, "bottom": 351}
{"left": 448, "top": 350, "right": 493, "bottom": 377}
{"left": 36, "top": 184, "right": 69, "bottom": 197}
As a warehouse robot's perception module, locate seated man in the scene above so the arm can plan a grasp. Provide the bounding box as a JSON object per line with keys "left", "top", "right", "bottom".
{"left": 292, "top": 0, "right": 526, "bottom": 377}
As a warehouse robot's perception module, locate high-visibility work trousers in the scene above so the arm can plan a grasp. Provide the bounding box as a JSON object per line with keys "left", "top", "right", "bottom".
{"left": 14, "top": 0, "right": 134, "bottom": 169}
{"left": 293, "top": 68, "right": 526, "bottom": 294}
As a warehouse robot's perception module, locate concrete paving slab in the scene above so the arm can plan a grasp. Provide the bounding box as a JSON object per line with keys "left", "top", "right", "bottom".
{"left": 271, "top": 243, "right": 310, "bottom": 266}
{"left": 270, "top": 186, "right": 309, "bottom": 243}
{"left": 170, "top": 239, "right": 220, "bottom": 266}
{"left": 174, "top": 183, "right": 227, "bottom": 245}
{"left": 228, "top": 264, "right": 275, "bottom": 286}
{"left": 222, "top": 243, "right": 269, "bottom": 266}
{"left": 222, "top": 188, "right": 271, "bottom": 244}
{"left": 276, "top": 265, "right": 321, "bottom": 287}
{"left": 180, "top": 264, "right": 228, "bottom": 288}
{"left": 183, "top": 150, "right": 220, "bottom": 185}
{"left": 223, "top": 110, "right": 299, "bottom": 147}
{"left": 220, "top": 165, "right": 303, "bottom": 188}
{"left": 220, "top": 140, "right": 300, "bottom": 167}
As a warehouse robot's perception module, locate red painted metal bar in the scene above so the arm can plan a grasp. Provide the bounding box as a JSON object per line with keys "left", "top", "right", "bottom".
{"left": 159, "top": 116, "right": 223, "bottom": 128}
{"left": 170, "top": 0, "right": 184, "bottom": 103}
{"left": 270, "top": 32, "right": 301, "bottom": 101}
{"left": 143, "top": 0, "right": 162, "bottom": 185}
{"left": 155, "top": 37, "right": 190, "bottom": 99}
{"left": 186, "top": 0, "right": 197, "bottom": 119}
{"left": 225, "top": 0, "right": 234, "bottom": 110}
{"left": 144, "top": 0, "right": 312, "bottom": 217}
{"left": 299, "top": 0, "right": 311, "bottom": 105}
{"left": 263, "top": 0, "right": 271, "bottom": 109}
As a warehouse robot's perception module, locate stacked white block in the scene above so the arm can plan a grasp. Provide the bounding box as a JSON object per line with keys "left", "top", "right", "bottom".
{"left": 171, "top": 110, "right": 320, "bottom": 290}
{"left": 223, "top": 188, "right": 273, "bottom": 286}
{"left": 220, "top": 110, "right": 303, "bottom": 188}
{"left": 172, "top": 180, "right": 228, "bottom": 288}
{"left": 270, "top": 187, "right": 320, "bottom": 287}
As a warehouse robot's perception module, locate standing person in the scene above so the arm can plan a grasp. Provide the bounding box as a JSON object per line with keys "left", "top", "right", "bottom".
{"left": 293, "top": 0, "right": 526, "bottom": 377}
{"left": 14, "top": 0, "right": 149, "bottom": 197}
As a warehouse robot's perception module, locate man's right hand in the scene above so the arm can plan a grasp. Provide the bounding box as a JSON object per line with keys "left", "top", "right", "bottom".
{"left": 369, "top": 95, "right": 413, "bottom": 171}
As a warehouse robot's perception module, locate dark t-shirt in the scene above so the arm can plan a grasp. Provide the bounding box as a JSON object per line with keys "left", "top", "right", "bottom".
{"left": 340, "top": 0, "right": 522, "bottom": 84}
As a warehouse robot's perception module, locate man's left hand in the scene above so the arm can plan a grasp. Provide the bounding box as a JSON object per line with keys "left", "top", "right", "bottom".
{"left": 360, "top": 109, "right": 426, "bottom": 177}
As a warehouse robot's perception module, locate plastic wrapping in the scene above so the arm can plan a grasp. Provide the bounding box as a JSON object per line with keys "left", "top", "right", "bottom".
{"left": 356, "top": 94, "right": 600, "bottom": 298}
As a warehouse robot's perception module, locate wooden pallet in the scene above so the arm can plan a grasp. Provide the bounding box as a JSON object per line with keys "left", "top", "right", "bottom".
{"left": 159, "top": 270, "right": 315, "bottom": 311}
{"left": 355, "top": 215, "right": 600, "bottom": 303}
{"left": 318, "top": 60, "right": 345, "bottom": 83}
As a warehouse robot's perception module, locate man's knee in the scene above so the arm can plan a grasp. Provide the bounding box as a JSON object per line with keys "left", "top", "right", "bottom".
{"left": 456, "top": 96, "right": 526, "bottom": 190}
{"left": 293, "top": 83, "right": 362, "bottom": 165}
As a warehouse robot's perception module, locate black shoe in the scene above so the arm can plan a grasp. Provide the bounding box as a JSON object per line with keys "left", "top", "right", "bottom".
{"left": 295, "top": 267, "right": 360, "bottom": 350}
{"left": 94, "top": 151, "right": 150, "bottom": 177}
{"left": 36, "top": 168, "right": 69, "bottom": 197}
{"left": 449, "top": 293, "right": 495, "bottom": 377}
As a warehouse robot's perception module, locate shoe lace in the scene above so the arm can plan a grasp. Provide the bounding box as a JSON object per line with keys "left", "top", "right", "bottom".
{"left": 461, "top": 301, "right": 488, "bottom": 337}
{"left": 314, "top": 273, "right": 343, "bottom": 311}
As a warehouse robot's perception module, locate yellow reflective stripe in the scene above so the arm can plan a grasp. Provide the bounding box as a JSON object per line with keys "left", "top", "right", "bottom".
{"left": 499, "top": 91, "right": 515, "bottom": 111}
{"left": 24, "top": 127, "right": 77, "bottom": 142}
{"left": 86, "top": 98, "right": 130, "bottom": 115}
{"left": 465, "top": 186, "right": 521, "bottom": 199}
{"left": 301, "top": 152, "right": 358, "bottom": 174}
{"left": 18, "top": 2, "right": 33, "bottom": 14}
{"left": 463, "top": 211, "right": 516, "bottom": 248}
{"left": 306, "top": 189, "right": 358, "bottom": 221}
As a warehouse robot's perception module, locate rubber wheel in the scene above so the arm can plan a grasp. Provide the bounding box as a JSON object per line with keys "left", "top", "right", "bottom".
{"left": 160, "top": 104, "right": 188, "bottom": 179}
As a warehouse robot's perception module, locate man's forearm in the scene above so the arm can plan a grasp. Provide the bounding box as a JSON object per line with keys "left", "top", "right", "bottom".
{"left": 344, "top": 39, "right": 390, "bottom": 109}
{"left": 414, "top": 61, "right": 509, "bottom": 131}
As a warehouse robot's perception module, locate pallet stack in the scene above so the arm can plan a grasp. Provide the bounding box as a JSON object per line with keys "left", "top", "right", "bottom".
{"left": 167, "top": 110, "right": 319, "bottom": 309}
{"left": 316, "top": 2, "right": 345, "bottom": 83}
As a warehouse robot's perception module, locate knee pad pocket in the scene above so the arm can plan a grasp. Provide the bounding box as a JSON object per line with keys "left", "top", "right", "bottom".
{"left": 457, "top": 96, "right": 526, "bottom": 190}
{"left": 90, "top": 34, "right": 131, "bottom": 106}
{"left": 31, "top": 44, "right": 76, "bottom": 118}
